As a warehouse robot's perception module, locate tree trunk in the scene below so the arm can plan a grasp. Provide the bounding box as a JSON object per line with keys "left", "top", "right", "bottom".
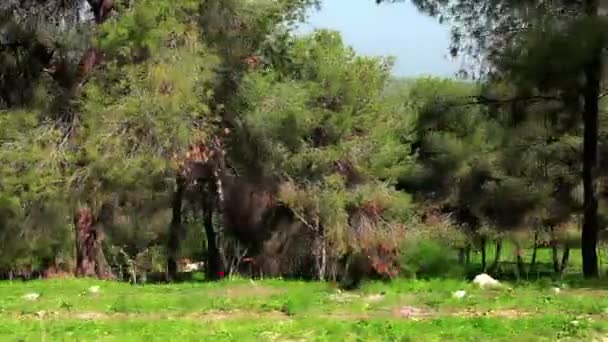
{"left": 581, "top": 0, "right": 601, "bottom": 279}
{"left": 167, "top": 176, "right": 185, "bottom": 281}
{"left": 61, "top": 1, "right": 114, "bottom": 94}
{"left": 74, "top": 207, "right": 113, "bottom": 279}
{"left": 560, "top": 246, "right": 571, "bottom": 276}
{"left": 489, "top": 240, "right": 502, "bottom": 272}
{"left": 530, "top": 231, "right": 539, "bottom": 273}
{"left": 317, "top": 235, "right": 327, "bottom": 281}
{"left": 515, "top": 244, "right": 526, "bottom": 278}
{"left": 480, "top": 236, "right": 487, "bottom": 272}
{"left": 202, "top": 192, "right": 225, "bottom": 281}
{"left": 550, "top": 226, "right": 560, "bottom": 274}
{"left": 87, "top": 0, "right": 114, "bottom": 24}
{"left": 458, "top": 248, "right": 466, "bottom": 265}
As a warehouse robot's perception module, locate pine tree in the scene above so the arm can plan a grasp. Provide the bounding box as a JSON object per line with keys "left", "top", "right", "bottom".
{"left": 379, "top": 0, "right": 608, "bottom": 277}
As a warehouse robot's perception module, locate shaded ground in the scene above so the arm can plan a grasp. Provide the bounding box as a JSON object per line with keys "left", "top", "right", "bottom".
{"left": 1, "top": 277, "right": 608, "bottom": 340}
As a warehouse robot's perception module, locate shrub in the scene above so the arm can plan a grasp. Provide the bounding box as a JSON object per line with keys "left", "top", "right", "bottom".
{"left": 399, "top": 238, "right": 465, "bottom": 279}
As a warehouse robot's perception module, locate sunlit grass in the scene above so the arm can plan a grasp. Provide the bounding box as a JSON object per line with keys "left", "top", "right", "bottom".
{"left": 1, "top": 274, "right": 608, "bottom": 340}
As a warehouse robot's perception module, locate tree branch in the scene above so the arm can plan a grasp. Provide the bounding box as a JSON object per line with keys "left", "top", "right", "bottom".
{"left": 461, "top": 94, "right": 562, "bottom": 106}
{"left": 452, "top": 90, "right": 608, "bottom": 108}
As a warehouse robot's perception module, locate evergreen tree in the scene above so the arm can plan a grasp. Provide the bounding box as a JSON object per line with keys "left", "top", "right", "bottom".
{"left": 379, "top": 0, "right": 608, "bottom": 277}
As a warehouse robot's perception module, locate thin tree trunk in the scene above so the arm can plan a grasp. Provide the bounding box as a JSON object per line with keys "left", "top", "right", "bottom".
{"left": 167, "top": 176, "right": 185, "bottom": 281}
{"left": 319, "top": 237, "right": 327, "bottom": 281}
{"left": 515, "top": 244, "right": 526, "bottom": 278}
{"left": 481, "top": 237, "right": 487, "bottom": 272}
{"left": 581, "top": 0, "right": 601, "bottom": 278}
{"left": 489, "top": 240, "right": 502, "bottom": 272}
{"left": 560, "top": 246, "right": 571, "bottom": 276}
{"left": 458, "top": 248, "right": 466, "bottom": 265}
{"left": 550, "top": 226, "right": 560, "bottom": 274}
{"left": 202, "top": 193, "right": 225, "bottom": 281}
{"left": 530, "top": 231, "right": 539, "bottom": 273}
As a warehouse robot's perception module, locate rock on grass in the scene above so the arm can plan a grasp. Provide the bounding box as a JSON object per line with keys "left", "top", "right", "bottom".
{"left": 22, "top": 293, "right": 40, "bottom": 301}
{"left": 472, "top": 273, "right": 501, "bottom": 289}
{"left": 452, "top": 290, "right": 467, "bottom": 299}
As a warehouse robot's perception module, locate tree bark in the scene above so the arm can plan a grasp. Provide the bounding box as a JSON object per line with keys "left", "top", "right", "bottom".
{"left": 560, "top": 246, "right": 571, "bottom": 276}
{"left": 515, "top": 244, "right": 526, "bottom": 278}
{"left": 68, "top": 1, "right": 114, "bottom": 92}
{"left": 489, "top": 240, "right": 502, "bottom": 273}
{"left": 317, "top": 234, "right": 327, "bottom": 281}
{"left": 581, "top": 0, "right": 601, "bottom": 278}
{"left": 458, "top": 248, "right": 466, "bottom": 265}
{"left": 74, "top": 207, "right": 113, "bottom": 279}
{"left": 87, "top": 0, "right": 114, "bottom": 24}
{"left": 480, "top": 236, "right": 487, "bottom": 272}
{"left": 550, "top": 226, "right": 560, "bottom": 274}
{"left": 167, "top": 176, "right": 185, "bottom": 280}
{"left": 202, "top": 192, "right": 225, "bottom": 281}
{"left": 530, "top": 231, "right": 539, "bottom": 273}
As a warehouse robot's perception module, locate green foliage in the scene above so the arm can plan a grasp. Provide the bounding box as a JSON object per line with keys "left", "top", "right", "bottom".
{"left": 400, "top": 238, "right": 465, "bottom": 279}
{"left": 0, "top": 0, "right": 324, "bottom": 274}
{"left": 0, "top": 108, "right": 70, "bottom": 269}
{"left": 97, "top": 0, "right": 200, "bottom": 57}
{"left": 6, "top": 0, "right": 608, "bottom": 283}
{"left": 0, "top": 0, "right": 223, "bottom": 271}
{"left": 237, "top": 29, "right": 415, "bottom": 257}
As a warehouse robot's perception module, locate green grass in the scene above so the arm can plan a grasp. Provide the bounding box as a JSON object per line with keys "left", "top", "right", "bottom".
{"left": 2, "top": 276, "right": 608, "bottom": 341}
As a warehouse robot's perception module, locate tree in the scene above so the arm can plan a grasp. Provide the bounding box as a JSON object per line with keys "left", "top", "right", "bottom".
{"left": 228, "top": 29, "right": 412, "bottom": 281}
{"left": 379, "top": 0, "right": 607, "bottom": 277}
{"left": 161, "top": 0, "right": 320, "bottom": 281}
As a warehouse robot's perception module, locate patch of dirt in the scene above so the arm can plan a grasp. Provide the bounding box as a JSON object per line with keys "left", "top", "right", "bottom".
{"left": 392, "top": 306, "right": 436, "bottom": 320}
{"left": 387, "top": 306, "right": 533, "bottom": 320}
{"left": 17, "top": 309, "right": 289, "bottom": 322}
{"left": 453, "top": 308, "right": 531, "bottom": 318}
{"left": 11, "top": 306, "right": 547, "bottom": 323}
{"left": 187, "top": 310, "right": 288, "bottom": 321}
{"left": 75, "top": 312, "right": 109, "bottom": 320}
{"left": 326, "top": 312, "right": 375, "bottom": 320}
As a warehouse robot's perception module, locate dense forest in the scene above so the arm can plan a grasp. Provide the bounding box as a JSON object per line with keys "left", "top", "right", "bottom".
{"left": 2, "top": 0, "right": 608, "bottom": 287}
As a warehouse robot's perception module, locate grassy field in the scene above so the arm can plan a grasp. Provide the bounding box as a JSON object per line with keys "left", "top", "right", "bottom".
{"left": 2, "top": 273, "right": 608, "bottom": 341}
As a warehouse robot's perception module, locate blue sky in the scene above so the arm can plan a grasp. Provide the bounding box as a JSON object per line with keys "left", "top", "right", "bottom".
{"left": 297, "top": 0, "right": 459, "bottom": 77}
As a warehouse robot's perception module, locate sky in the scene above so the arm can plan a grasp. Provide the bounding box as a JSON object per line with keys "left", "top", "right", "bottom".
{"left": 297, "top": 0, "right": 460, "bottom": 77}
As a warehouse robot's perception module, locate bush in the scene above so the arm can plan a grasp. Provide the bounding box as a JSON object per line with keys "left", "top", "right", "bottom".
{"left": 399, "top": 238, "right": 465, "bottom": 279}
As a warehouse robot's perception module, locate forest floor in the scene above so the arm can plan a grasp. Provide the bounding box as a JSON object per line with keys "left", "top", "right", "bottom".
{"left": 2, "top": 271, "right": 608, "bottom": 341}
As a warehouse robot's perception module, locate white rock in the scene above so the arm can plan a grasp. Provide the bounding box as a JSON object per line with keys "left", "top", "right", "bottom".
{"left": 453, "top": 290, "right": 467, "bottom": 299}
{"left": 88, "top": 286, "right": 100, "bottom": 294}
{"left": 23, "top": 292, "right": 40, "bottom": 301}
{"left": 552, "top": 287, "right": 561, "bottom": 294}
{"left": 472, "top": 273, "right": 501, "bottom": 289}
{"left": 183, "top": 261, "right": 205, "bottom": 272}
